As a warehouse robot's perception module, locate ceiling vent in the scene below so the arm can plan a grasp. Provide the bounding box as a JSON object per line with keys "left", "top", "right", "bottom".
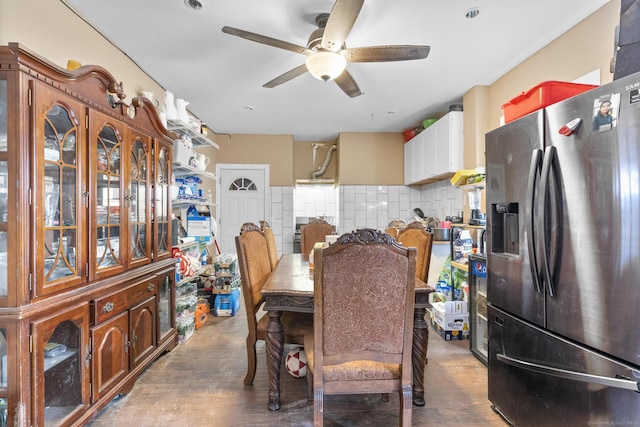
{"left": 465, "top": 8, "right": 480, "bottom": 19}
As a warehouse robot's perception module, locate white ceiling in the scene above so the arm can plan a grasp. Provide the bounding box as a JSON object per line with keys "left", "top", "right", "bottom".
{"left": 61, "top": 0, "right": 609, "bottom": 141}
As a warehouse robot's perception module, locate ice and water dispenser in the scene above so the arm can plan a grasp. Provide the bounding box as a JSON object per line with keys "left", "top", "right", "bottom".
{"left": 490, "top": 202, "right": 519, "bottom": 255}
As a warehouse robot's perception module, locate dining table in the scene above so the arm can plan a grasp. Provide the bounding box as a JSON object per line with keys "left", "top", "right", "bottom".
{"left": 261, "top": 253, "right": 434, "bottom": 411}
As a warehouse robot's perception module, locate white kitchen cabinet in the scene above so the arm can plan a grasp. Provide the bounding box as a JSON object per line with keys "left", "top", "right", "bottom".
{"left": 433, "top": 111, "right": 463, "bottom": 178}
{"left": 404, "top": 137, "right": 416, "bottom": 184}
{"left": 404, "top": 111, "right": 463, "bottom": 185}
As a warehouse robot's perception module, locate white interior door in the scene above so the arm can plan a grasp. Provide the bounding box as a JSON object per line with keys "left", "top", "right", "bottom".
{"left": 216, "top": 164, "right": 269, "bottom": 254}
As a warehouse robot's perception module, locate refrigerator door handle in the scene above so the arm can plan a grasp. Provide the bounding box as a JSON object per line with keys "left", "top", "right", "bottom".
{"left": 539, "top": 146, "right": 557, "bottom": 296}
{"left": 497, "top": 353, "right": 640, "bottom": 393}
{"left": 526, "top": 149, "right": 543, "bottom": 293}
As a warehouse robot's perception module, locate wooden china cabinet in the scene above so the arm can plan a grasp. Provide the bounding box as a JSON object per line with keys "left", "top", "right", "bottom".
{"left": 0, "top": 43, "right": 178, "bottom": 426}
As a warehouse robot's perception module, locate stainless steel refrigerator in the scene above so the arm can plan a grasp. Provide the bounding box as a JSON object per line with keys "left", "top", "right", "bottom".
{"left": 486, "top": 73, "right": 640, "bottom": 426}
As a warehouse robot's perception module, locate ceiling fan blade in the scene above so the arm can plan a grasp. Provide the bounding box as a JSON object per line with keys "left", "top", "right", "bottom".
{"left": 334, "top": 70, "right": 362, "bottom": 98}
{"left": 222, "top": 26, "right": 313, "bottom": 56}
{"left": 321, "top": 0, "right": 365, "bottom": 52}
{"left": 343, "top": 45, "right": 431, "bottom": 62}
{"left": 263, "top": 64, "right": 309, "bottom": 88}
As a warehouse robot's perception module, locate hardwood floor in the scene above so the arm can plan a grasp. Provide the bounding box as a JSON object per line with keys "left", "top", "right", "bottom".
{"left": 88, "top": 300, "right": 507, "bottom": 426}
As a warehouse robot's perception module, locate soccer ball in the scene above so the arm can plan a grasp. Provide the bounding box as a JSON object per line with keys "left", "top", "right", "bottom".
{"left": 285, "top": 347, "right": 307, "bottom": 378}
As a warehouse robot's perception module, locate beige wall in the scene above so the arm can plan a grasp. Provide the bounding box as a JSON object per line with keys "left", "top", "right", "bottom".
{"left": 2, "top": 0, "right": 623, "bottom": 190}
{"left": 461, "top": 0, "right": 620, "bottom": 170}
{"left": 338, "top": 132, "right": 405, "bottom": 185}
{"left": 462, "top": 85, "right": 490, "bottom": 170}
{"left": 485, "top": 0, "right": 620, "bottom": 131}
{"left": 293, "top": 140, "right": 338, "bottom": 182}
{"left": 213, "top": 131, "right": 404, "bottom": 186}
{"left": 1, "top": 0, "right": 166, "bottom": 107}
{"left": 213, "top": 133, "right": 293, "bottom": 186}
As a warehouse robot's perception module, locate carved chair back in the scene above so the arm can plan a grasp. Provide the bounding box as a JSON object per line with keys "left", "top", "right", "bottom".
{"left": 306, "top": 228, "right": 416, "bottom": 426}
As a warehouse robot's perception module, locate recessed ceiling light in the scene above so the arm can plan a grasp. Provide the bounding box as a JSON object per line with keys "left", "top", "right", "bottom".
{"left": 465, "top": 8, "right": 480, "bottom": 19}
{"left": 185, "top": 0, "right": 204, "bottom": 11}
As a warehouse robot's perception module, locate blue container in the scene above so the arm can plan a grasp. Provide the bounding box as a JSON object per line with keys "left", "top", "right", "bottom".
{"left": 213, "top": 288, "right": 241, "bottom": 316}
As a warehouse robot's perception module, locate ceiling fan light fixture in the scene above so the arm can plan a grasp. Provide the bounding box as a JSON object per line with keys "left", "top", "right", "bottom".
{"left": 305, "top": 51, "right": 347, "bottom": 81}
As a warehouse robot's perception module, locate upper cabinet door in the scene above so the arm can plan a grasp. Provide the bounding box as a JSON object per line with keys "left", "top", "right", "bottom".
{"left": 88, "top": 109, "right": 127, "bottom": 279}
{"left": 153, "top": 142, "right": 172, "bottom": 260}
{"left": 128, "top": 130, "right": 152, "bottom": 268}
{"left": 32, "top": 82, "right": 88, "bottom": 299}
{"left": 0, "top": 73, "right": 11, "bottom": 306}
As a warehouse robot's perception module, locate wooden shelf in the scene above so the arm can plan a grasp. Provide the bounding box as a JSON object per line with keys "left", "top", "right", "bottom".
{"left": 451, "top": 223, "right": 485, "bottom": 229}
{"left": 172, "top": 199, "right": 215, "bottom": 208}
{"left": 176, "top": 265, "right": 214, "bottom": 287}
{"left": 43, "top": 349, "right": 76, "bottom": 372}
{"left": 172, "top": 162, "right": 216, "bottom": 179}
{"left": 451, "top": 261, "right": 469, "bottom": 272}
{"left": 167, "top": 119, "right": 219, "bottom": 149}
{"left": 456, "top": 181, "right": 485, "bottom": 190}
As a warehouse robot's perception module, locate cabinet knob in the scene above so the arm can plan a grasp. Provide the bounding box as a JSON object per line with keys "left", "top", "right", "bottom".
{"left": 103, "top": 302, "right": 114, "bottom": 313}
{"left": 147, "top": 283, "right": 155, "bottom": 292}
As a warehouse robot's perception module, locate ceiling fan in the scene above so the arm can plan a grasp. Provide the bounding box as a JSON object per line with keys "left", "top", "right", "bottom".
{"left": 221, "top": 0, "right": 430, "bottom": 98}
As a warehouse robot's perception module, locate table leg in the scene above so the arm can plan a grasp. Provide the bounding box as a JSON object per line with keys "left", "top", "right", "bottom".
{"left": 265, "top": 310, "right": 285, "bottom": 411}
{"left": 412, "top": 306, "right": 429, "bottom": 406}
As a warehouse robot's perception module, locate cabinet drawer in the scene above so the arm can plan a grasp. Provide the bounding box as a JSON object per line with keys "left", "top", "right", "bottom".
{"left": 94, "top": 278, "right": 157, "bottom": 324}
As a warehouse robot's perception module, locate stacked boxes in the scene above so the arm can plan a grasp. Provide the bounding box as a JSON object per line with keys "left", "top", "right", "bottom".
{"left": 430, "top": 301, "right": 469, "bottom": 341}
{"left": 213, "top": 288, "right": 241, "bottom": 317}
{"left": 212, "top": 254, "right": 240, "bottom": 294}
{"left": 176, "top": 282, "right": 198, "bottom": 343}
{"left": 198, "top": 253, "right": 241, "bottom": 316}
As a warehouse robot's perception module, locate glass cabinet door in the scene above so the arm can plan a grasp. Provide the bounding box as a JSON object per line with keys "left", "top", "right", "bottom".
{"left": 154, "top": 143, "right": 171, "bottom": 259}
{"left": 156, "top": 266, "right": 175, "bottom": 345}
{"left": 0, "top": 327, "right": 7, "bottom": 427}
{"left": 0, "top": 160, "right": 6, "bottom": 303}
{"left": 128, "top": 132, "right": 151, "bottom": 268}
{"left": 31, "top": 303, "right": 90, "bottom": 426}
{"left": 90, "top": 110, "right": 126, "bottom": 279}
{"left": 34, "top": 85, "right": 86, "bottom": 298}
{"left": 0, "top": 79, "right": 6, "bottom": 303}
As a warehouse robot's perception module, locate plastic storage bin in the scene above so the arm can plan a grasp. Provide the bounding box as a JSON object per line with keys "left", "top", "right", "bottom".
{"left": 213, "top": 288, "right": 241, "bottom": 317}
{"left": 502, "top": 81, "right": 597, "bottom": 123}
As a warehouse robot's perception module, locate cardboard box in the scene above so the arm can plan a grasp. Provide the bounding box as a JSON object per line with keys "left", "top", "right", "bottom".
{"left": 187, "top": 216, "right": 211, "bottom": 242}
{"left": 430, "top": 302, "right": 470, "bottom": 341}
{"left": 442, "top": 301, "right": 468, "bottom": 314}
{"left": 431, "top": 317, "right": 469, "bottom": 341}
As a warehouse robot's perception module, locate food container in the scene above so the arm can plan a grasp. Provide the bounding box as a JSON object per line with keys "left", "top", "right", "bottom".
{"left": 502, "top": 81, "right": 598, "bottom": 124}
{"left": 402, "top": 129, "right": 416, "bottom": 141}
{"left": 432, "top": 228, "right": 451, "bottom": 241}
{"left": 422, "top": 118, "right": 437, "bottom": 129}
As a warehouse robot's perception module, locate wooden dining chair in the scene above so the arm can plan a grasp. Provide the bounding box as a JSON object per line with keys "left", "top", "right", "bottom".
{"left": 300, "top": 219, "right": 335, "bottom": 255}
{"left": 259, "top": 220, "right": 279, "bottom": 271}
{"left": 304, "top": 229, "right": 416, "bottom": 426}
{"left": 385, "top": 226, "right": 400, "bottom": 239}
{"left": 235, "top": 223, "right": 313, "bottom": 385}
{"left": 397, "top": 221, "right": 434, "bottom": 283}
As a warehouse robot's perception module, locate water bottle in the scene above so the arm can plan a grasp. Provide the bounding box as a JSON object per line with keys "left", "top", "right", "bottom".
{"left": 453, "top": 231, "right": 464, "bottom": 261}
{"left": 460, "top": 230, "right": 473, "bottom": 259}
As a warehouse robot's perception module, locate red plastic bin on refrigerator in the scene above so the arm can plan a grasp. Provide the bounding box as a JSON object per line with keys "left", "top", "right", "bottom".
{"left": 502, "top": 81, "right": 598, "bottom": 123}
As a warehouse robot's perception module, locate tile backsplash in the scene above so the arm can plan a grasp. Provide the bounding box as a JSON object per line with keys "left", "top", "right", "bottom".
{"left": 268, "top": 181, "right": 463, "bottom": 255}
